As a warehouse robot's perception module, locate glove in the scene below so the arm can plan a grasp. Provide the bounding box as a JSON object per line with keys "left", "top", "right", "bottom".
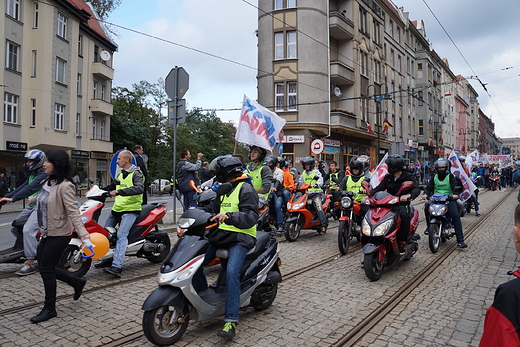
{"left": 81, "top": 238, "right": 96, "bottom": 258}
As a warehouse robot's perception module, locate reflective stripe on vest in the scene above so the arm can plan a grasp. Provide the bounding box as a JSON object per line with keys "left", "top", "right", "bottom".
{"left": 219, "top": 181, "right": 256, "bottom": 238}
{"left": 113, "top": 171, "right": 143, "bottom": 212}
{"left": 303, "top": 169, "right": 321, "bottom": 191}
{"left": 248, "top": 164, "right": 268, "bottom": 199}
{"left": 345, "top": 176, "right": 366, "bottom": 202}
{"left": 434, "top": 174, "right": 453, "bottom": 196}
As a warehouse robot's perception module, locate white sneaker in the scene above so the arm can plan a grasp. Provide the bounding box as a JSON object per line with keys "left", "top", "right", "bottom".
{"left": 15, "top": 264, "right": 38, "bottom": 276}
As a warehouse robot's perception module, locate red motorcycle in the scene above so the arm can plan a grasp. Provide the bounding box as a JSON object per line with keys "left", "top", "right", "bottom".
{"left": 58, "top": 186, "right": 171, "bottom": 277}
{"left": 284, "top": 182, "right": 332, "bottom": 242}
{"left": 489, "top": 172, "right": 500, "bottom": 191}
{"left": 337, "top": 190, "right": 364, "bottom": 255}
{"left": 361, "top": 181, "right": 420, "bottom": 281}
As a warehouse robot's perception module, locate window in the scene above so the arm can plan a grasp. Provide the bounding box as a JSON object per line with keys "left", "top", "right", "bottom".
{"left": 92, "top": 118, "right": 96, "bottom": 139}
{"left": 275, "top": 31, "right": 297, "bottom": 59}
{"left": 31, "top": 99, "right": 36, "bottom": 127}
{"left": 78, "top": 35, "right": 83, "bottom": 56}
{"left": 359, "top": 50, "right": 368, "bottom": 76}
{"left": 275, "top": 82, "right": 297, "bottom": 111}
{"left": 100, "top": 120, "right": 105, "bottom": 140}
{"left": 4, "top": 92, "right": 18, "bottom": 124}
{"left": 397, "top": 55, "right": 401, "bottom": 73}
{"left": 93, "top": 81, "right": 98, "bottom": 98}
{"left": 33, "top": 2, "right": 39, "bottom": 28}
{"left": 54, "top": 103, "right": 65, "bottom": 130}
{"left": 6, "top": 0, "right": 20, "bottom": 20}
{"left": 5, "top": 41, "right": 20, "bottom": 71}
{"left": 418, "top": 91, "right": 423, "bottom": 106}
{"left": 359, "top": 8, "right": 368, "bottom": 34}
{"left": 374, "top": 60, "right": 381, "bottom": 83}
{"left": 76, "top": 113, "right": 80, "bottom": 135}
{"left": 396, "top": 27, "right": 400, "bottom": 43}
{"left": 31, "top": 50, "right": 37, "bottom": 77}
{"left": 101, "top": 84, "right": 106, "bottom": 100}
{"left": 275, "top": 33, "right": 284, "bottom": 60}
{"left": 287, "top": 31, "right": 296, "bottom": 58}
{"left": 373, "top": 20, "right": 381, "bottom": 45}
{"left": 418, "top": 119, "right": 424, "bottom": 136}
{"left": 417, "top": 63, "right": 423, "bottom": 78}
{"left": 388, "top": 19, "right": 393, "bottom": 37}
{"left": 57, "top": 13, "right": 68, "bottom": 39}
{"left": 389, "top": 49, "right": 394, "bottom": 67}
{"left": 94, "top": 45, "right": 99, "bottom": 62}
{"left": 77, "top": 73, "right": 82, "bottom": 95}
{"left": 56, "top": 58, "right": 66, "bottom": 84}
{"left": 275, "top": 0, "right": 295, "bottom": 10}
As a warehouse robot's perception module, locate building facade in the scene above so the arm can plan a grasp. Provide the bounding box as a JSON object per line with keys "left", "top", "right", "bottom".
{"left": 1, "top": 0, "right": 116, "bottom": 190}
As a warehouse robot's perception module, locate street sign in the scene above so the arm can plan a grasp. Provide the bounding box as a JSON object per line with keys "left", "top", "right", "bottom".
{"left": 311, "top": 139, "right": 324, "bottom": 154}
{"left": 165, "top": 67, "right": 189, "bottom": 100}
{"left": 167, "top": 99, "right": 186, "bottom": 125}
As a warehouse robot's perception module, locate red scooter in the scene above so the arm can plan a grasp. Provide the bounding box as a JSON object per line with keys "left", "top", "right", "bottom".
{"left": 489, "top": 172, "right": 500, "bottom": 191}
{"left": 360, "top": 181, "right": 420, "bottom": 281}
{"left": 284, "top": 182, "right": 331, "bottom": 242}
{"left": 58, "top": 186, "right": 171, "bottom": 277}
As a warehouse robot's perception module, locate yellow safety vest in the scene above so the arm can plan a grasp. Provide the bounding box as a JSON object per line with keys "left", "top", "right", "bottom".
{"left": 302, "top": 169, "right": 321, "bottom": 192}
{"left": 113, "top": 171, "right": 143, "bottom": 212}
{"left": 219, "top": 182, "right": 256, "bottom": 238}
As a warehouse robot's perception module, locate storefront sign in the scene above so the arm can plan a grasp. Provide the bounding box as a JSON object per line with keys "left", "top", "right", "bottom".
{"left": 411, "top": 142, "right": 418, "bottom": 148}
{"left": 323, "top": 139, "right": 340, "bottom": 147}
{"left": 324, "top": 145, "right": 339, "bottom": 154}
{"left": 282, "top": 135, "right": 305, "bottom": 143}
{"left": 311, "top": 139, "right": 324, "bottom": 154}
{"left": 404, "top": 144, "right": 410, "bottom": 151}
{"left": 90, "top": 151, "right": 110, "bottom": 160}
{"left": 6, "top": 141, "right": 27, "bottom": 151}
{"left": 72, "top": 150, "right": 90, "bottom": 157}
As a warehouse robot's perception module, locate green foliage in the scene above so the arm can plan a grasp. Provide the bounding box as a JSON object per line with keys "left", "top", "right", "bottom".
{"left": 85, "top": 0, "right": 121, "bottom": 20}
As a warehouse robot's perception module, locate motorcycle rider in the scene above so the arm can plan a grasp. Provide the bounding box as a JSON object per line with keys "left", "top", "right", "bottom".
{"left": 0, "top": 149, "right": 48, "bottom": 276}
{"left": 280, "top": 157, "right": 294, "bottom": 207}
{"left": 326, "top": 161, "right": 345, "bottom": 218}
{"left": 97, "top": 150, "right": 145, "bottom": 277}
{"left": 197, "top": 155, "right": 259, "bottom": 339}
{"left": 265, "top": 155, "right": 284, "bottom": 229}
{"left": 422, "top": 158, "right": 467, "bottom": 248}
{"left": 246, "top": 145, "right": 273, "bottom": 200}
{"left": 368, "top": 154, "right": 421, "bottom": 254}
{"left": 299, "top": 156, "right": 328, "bottom": 233}
{"left": 336, "top": 158, "right": 370, "bottom": 217}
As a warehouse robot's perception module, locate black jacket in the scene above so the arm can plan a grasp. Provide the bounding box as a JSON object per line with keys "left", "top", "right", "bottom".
{"left": 370, "top": 171, "right": 421, "bottom": 204}
{"left": 423, "top": 172, "right": 462, "bottom": 197}
{"left": 4, "top": 169, "right": 48, "bottom": 202}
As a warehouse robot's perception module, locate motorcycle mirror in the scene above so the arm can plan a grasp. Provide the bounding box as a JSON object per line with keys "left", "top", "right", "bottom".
{"left": 216, "top": 182, "right": 234, "bottom": 196}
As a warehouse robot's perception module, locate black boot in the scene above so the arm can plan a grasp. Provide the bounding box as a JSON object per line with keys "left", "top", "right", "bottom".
{"left": 73, "top": 277, "right": 87, "bottom": 300}
{"left": 30, "top": 308, "right": 57, "bottom": 323}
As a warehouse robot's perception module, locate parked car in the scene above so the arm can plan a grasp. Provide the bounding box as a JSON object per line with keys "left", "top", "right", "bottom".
{"left": 150, "top": 179, "right": 171, "bottom": 194}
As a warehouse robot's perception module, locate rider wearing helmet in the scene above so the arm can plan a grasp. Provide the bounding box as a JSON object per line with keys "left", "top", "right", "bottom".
{"left": 265, "top": 155, "right": 285, "bottom": 229}
{"left": 369, "top": 154, "right": 421, "bottom": 254}
{"left": 337, "top": 157, "right": 371, "bottom": 217}
{"left": 422, "top": 157, "right": 467, "bottom": 248}
{"left": 246, "top": 145, "right": 273, "bottom": 200}
{"left": 0, "top": 149, "right": 49, "bottom": 275}
{"left": 299, "top": 156, "right": 328, "bottom": 233}
{"left": 279, "top": 157, "right": 295, "bottom": 209}
{"left": 200, "top": 155, "right": 259, "bottom": 339}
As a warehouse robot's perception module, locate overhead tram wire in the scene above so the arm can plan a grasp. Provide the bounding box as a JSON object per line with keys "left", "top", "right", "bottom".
{"left": 422, "top": 0, "right": 514, "bottom": 131}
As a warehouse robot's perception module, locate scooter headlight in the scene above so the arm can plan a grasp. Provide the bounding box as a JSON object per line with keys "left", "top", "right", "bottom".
{"left": 291, "top": 203, "right": 304, "bottom": 210}
{"left": 341, "top": 196, "right": 352, "bottom": 209}
{"left": 362, "top": 218, "right": 371, "bottom": 236}
{"left": 178, "top": 217, "right": 196, "bottom": 229}
{"left": 81, "top": 215, "right": 90, "bottom": 224}
{"left": 372, "top": 219, "right": 394, "bottom": 237}
{"left": 429, "top": 204, "right": 447, "bottom": 215}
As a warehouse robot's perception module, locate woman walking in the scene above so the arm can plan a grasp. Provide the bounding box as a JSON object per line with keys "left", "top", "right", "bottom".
{"left": 30, "top": 150, "right": 91, "bottom": 323}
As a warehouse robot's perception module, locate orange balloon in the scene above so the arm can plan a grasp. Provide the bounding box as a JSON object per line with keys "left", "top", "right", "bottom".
{"left": 83, "top": 232, "right": 109, "bottom": 259}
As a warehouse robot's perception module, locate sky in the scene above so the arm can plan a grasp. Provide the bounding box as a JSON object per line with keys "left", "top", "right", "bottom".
{"left": 106, "top": 0, "right": 520, "bottom": 139}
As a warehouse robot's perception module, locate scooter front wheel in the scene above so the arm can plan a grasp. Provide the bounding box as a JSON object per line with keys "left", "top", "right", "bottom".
{"left": 252, "top": 282, "right": 278, "bottom": 311}
{"left": 284, "top": 221, "right": 301, "bottom": 242}
{"left": 363, "top": 252, "right": 384, "bottom": 281}
{"left": 337, "top": 220, "right": 351, "bottom": 255}
{"left": 142, "top": 304, "right": 190, "bottom": 346}
{"left": 428, "top": 224, "right": 441, "bottom": 253}
{"left": 57, "top": 245, "right": 92, "bottom": 278}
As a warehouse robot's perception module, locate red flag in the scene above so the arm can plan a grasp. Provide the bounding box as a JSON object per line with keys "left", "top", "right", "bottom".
{"left": 364, "top": 120, "right": 372, "bottom": 133}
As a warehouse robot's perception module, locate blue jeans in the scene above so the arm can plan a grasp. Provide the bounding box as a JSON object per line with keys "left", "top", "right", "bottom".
{"left": 472, "top": 192, "right": 479, "bottom": 212}
{"left": 273, "top": 195, "right": 284, "bottom": 228}
{"left": 200, "top": 242, "right": 249, "bottom": 323}
{"left": 104, "top": 212, "right": 138, "bottom": 269}
{"left": 447, "top": 201, "right": 464, "bottom": 243}
{"left": 182, "top": 190, "right": 196, "bottom": 211}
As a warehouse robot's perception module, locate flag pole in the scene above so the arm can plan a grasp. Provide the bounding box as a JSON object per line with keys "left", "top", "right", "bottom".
{"left": 233, "top": 140, "right": 238, "bottom": 155}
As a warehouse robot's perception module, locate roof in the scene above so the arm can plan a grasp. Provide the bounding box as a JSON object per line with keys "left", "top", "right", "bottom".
{"left": 66, "top": 0, "right": 116, "bottom": 49}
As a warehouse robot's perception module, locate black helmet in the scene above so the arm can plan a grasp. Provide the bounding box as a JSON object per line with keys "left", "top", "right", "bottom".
{"left": 386, "top": 154, "right": 404, "bottom": 174}
{"left": 357, "top": 155, "right": 371, "bottom": 172}
{"left": 350, "top": 158, "right": 364, "bottom": 172}
{"left": 301, "top": 156, "right": 315, "bottom": 170}
{"left": 434, "top": 158, "right": 450, "bottom": 172}
{"left": 209, "top": 155, "right": 243, "bottom": 182}
{"left": 265, "top": 155, "right": 278, "bottom": 170}
{"left": 249, "top": 145, "right": 267, "bottom": 162}
{"left": 277, "top": 157, "right": 286, "bottom": 169}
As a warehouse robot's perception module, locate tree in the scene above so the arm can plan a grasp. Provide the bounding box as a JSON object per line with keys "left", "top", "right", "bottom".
{"left": 85, "top": 0, "right": 121, "bottom": 20}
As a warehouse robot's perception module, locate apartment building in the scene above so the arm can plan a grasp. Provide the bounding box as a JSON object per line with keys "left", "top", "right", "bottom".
{"left": 1, "top": 0, "right": 116, "bottom": 190}
{"left": 500, "top": 137, "right": 520, "bottom": 159}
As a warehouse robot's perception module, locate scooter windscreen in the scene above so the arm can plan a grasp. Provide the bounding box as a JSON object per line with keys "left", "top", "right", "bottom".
{"left": 161, "top": 234, "right": 209, "bottom": 274}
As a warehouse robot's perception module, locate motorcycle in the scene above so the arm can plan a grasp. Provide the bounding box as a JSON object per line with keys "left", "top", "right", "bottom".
{"left": 57, "top": 186, "right": 171, "bottom": 277}
{"left": 489, "top": 172, "right": 500, "bottom": 191}
{"left": 284, "top": 182, "right": 332, "bottom": 242}
{"left": 337, "top": 190, "right": 364, "bottom": 255}
{"left": 426, "top": 193, "right": 455, "bottom": 253}
{"left": 141, "top": 186, "right": 282, "bottom": 346}
{"left": 360, "top": 181, "right": 420, "bottom": 281}
{"left": 0, "top": 219, "right": 38, "bottom": 264}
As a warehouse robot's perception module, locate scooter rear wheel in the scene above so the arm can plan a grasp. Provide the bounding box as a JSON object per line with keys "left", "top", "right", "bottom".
{"left": 337, "top": 220, "right": 351, "bottom": 255}
{"left": 145, "top": 234, "right": 171, "bottom": 263}
{"left": 284, "top": 222, "right": 301, "bottom": 242}
{"left": 142, "top": 304, "right": 190, "bottom": 346}
{"left": 57, "top": 245, "right": 92, "bottom": 278}
{"left": 428, "top": 224, "right": 441, "bottom": 253}
{"left": 363, "top": 252, "right": 384, "bottom": 281}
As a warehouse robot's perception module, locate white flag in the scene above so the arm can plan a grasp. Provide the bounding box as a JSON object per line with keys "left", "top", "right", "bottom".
{"left": 370, "top": 153, "right": 389, "bottom": 190}
{"left": 449, "top": 151, "right": 477, "bottom": 202}
{"left": 235, "top": 95, "right": 286, "bottom": 151}
{"left": 466, "top": 150, "right": 479, "bottom": 173}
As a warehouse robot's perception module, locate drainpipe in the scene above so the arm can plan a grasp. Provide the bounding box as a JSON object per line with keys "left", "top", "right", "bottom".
{"left": 325, "top": 0, "right": 331, "bottom": 140}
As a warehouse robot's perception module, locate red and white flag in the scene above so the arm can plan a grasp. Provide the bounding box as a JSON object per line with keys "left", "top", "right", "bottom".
{"left": 364, "top": 120, "right": 372, "bottom": 133}
{"left": 235, "top": 95, "right": 286, "bottom": 151}
{"left": 370, "top": 153, "right": 389, "bottom": 190}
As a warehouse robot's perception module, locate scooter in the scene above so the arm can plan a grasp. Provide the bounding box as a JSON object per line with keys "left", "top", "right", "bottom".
{"left": 0, "top": 219, "right": 38, "bottom": 264}
{"left": 57, "top": 186, "right": 171, "bottom": 277}
{"left": 489, "top": 172, "right": 500, "bottom": 191}
{"left": 426, "top": 193, "right": 455, "bottom": 253}
{"left": 361, "top": 181, "right": 420, "bottom": 281}
{"left": 337, "top": 190, "right": 364, "bottom": 255}
{"left": 284, "top": 182, "right": 332, "bottom": 242}
{"left": 141, "top": 183, "right": 282, "bottom": 346}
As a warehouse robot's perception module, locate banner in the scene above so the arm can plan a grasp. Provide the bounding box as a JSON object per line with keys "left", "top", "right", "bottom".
{"left": 449, "top": 151, "right": 477, "bottom": 202}
{"left": 466, "top": 150, "right": 479, "bottom": 173}
{"left": 486, "top": 155, "right": 512, "bottom": 168}
{"left": 235, "top": 95, "right": 286, "bottom": 151}
{"left": 370, "top": 153, "right": 389, "bottom": 190}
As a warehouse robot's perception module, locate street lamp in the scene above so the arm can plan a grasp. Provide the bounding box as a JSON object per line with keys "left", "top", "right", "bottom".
{"left": 367, "top": 84, "right": 390, "bottom": 163}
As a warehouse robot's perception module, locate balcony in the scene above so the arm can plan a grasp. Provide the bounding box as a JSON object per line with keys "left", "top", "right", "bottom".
{"left": 329, "top": 12, "right": 354, "bottom": 40}
{"left": 330, "top": 60, "right": 355, "bottom": 85}
{"left": 92, "top": 61, "right": 114, "bottom": 80}
{"left": 330, "top": 109, "right": 357, "bottom": 129}
{"left": 90, "top": 99, "right": 113, "bottom": 116}
{"left": 89, "top": 138, "right": 113, "bottom": 153}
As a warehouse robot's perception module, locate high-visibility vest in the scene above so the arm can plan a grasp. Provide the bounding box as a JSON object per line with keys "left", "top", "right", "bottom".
{"left": 112, "top": 171, "right": 143, "bottom": 212}
{"left": 219, "top": 182, "right": 256, "bottom": 238}
{"left": 302, "top": 169, "right": 321, "bottom": 192}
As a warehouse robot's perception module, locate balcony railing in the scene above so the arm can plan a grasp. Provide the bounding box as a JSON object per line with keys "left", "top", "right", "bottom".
{"left": 330, "top": 60, "right": 355, "bottom": 85}
{"left": 329, "top": 12, "right": 354, "bottom": 40}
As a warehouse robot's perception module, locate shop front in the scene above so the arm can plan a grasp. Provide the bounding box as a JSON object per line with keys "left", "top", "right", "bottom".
{"left": 90, "top": 151, "right": 110, "bottom": 188}
{"left": 0, "top": 141, "right": 29, "bottom": 191}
